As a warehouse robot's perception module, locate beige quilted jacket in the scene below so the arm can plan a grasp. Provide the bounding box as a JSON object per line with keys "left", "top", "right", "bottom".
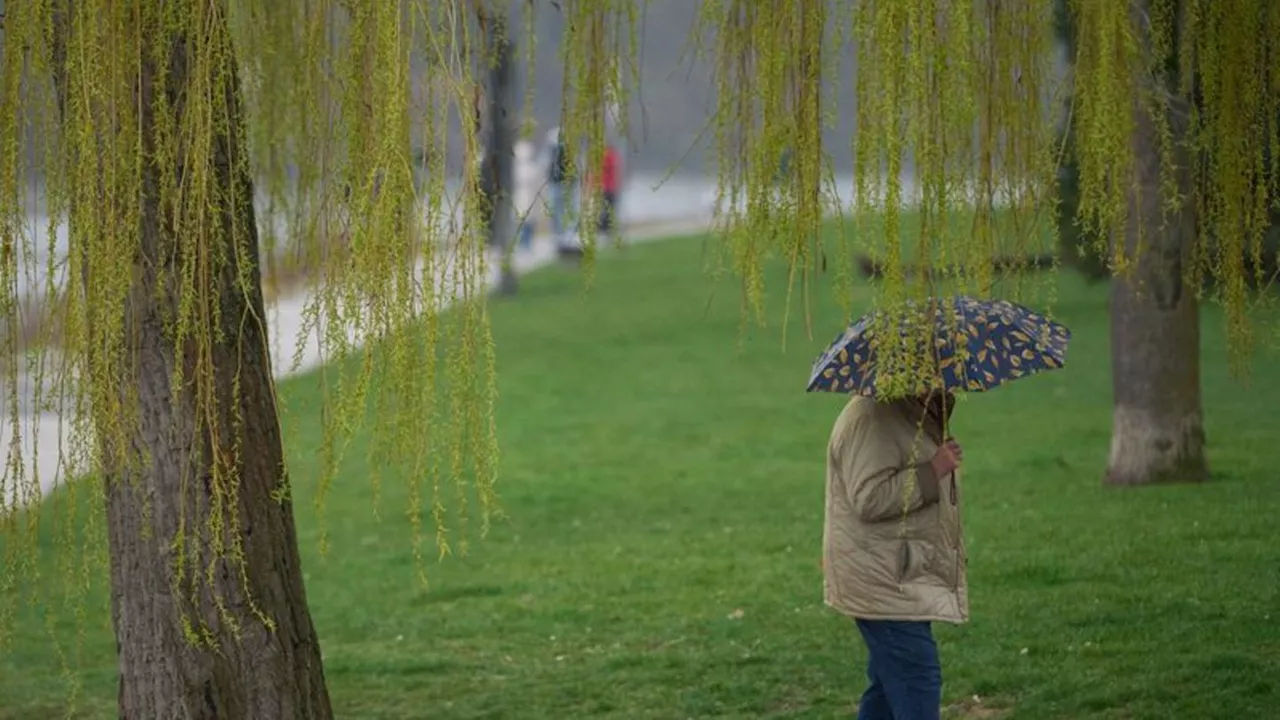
{"left": 822, "top": 396, "right": 969, "bottom": 624}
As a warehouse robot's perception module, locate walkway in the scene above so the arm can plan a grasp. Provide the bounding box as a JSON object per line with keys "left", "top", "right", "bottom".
{"left": 1, "top": 215, "right": 713, "bottom": 508}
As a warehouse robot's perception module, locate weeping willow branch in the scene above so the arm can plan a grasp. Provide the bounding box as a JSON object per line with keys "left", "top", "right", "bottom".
{"left": 1071, "top": 0, "right": 1280, "bottom": 373}
{"left": 0, "top": 0, "right": 638, "bottom": 663}
{"left": 702, "top": 0, "right": 1059, "bottom": 395}
{"left": 698, "top": 0, "right": 1274, "bottom": 392}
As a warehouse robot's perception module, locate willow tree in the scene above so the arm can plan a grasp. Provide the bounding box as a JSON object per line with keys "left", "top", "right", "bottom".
{"left": 1, "top": 0, "right": 630, "bottom": 715}
{"left": 704, "top": 0, "right": 1278, "bottom": 486}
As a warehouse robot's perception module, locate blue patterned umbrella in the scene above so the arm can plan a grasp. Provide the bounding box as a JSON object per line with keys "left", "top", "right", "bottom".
{"left": 807, "top": 297, "right": 1071, "bottom": 395}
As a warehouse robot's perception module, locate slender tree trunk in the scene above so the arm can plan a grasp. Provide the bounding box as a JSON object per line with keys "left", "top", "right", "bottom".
{"left": 54, "top": 3, "right": 334, "bottom": 716}
{"left": 483, "top": 9, "right": 518, "bottom": 296}
{"left": 1106, "top": 8, "right": 1208, "bottom": 486}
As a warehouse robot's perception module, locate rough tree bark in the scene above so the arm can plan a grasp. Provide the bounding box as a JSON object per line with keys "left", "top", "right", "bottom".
{"left": 53, "top": 2, "right": 335, "bottom": 716}
{"left": 1106, "top": 4, "right": 1208, "bottom": 486}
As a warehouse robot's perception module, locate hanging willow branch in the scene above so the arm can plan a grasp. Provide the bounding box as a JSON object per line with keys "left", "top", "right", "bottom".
{"left": 1070, "top": 0, "right": 1280, "bottom": 373}
{"left": 703, "top": 0, "right": 1060, "bottom": 394}
{"left": 0, "top": 0, "right": 637, "bottom": 656}
{"left": 698, "top": 0, "right": 1275, "bottom": 391}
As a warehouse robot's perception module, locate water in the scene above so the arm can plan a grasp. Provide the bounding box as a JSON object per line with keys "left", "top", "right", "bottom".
{"left": 15, "top": 172, "right": 874, "bottom": 297}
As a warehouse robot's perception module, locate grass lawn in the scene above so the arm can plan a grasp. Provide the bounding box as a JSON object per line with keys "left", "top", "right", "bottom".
{"left": 3, "top": 229, "right": 1280, "bottom": 719}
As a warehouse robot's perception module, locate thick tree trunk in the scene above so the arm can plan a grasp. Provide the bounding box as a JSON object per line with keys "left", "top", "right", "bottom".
{"left": 1105, "top": 21, "right": 1208, "bottom": 486}
{"left": 54, "top": 3, "right": 334, "bottom": 717}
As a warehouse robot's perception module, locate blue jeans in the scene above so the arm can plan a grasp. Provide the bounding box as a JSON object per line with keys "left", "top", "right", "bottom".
{"left": 517, "top": 219, "right": 534, "bottom": 249}
{"left": 855, "top": 619, "right": 942, "bottom": 720}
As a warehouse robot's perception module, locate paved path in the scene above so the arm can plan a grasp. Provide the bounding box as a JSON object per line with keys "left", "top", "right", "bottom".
{"left": 1, "top": 215, "right": 714, "bottom": 509}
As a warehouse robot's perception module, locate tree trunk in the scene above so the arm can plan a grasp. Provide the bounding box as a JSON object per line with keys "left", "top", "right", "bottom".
{"left": 54, "top": 3, "right": 335, "bottom": 717}
{"left": 1105, "top": 11, "right": 1208, "bottom": 486}
{"left": 483, "top": 9, "right": 518, "bottom": 296}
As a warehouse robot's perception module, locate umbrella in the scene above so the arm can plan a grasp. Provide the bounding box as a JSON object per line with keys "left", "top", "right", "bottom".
{"left": 807, "top": 296, "right": 1071, "bottom": 396}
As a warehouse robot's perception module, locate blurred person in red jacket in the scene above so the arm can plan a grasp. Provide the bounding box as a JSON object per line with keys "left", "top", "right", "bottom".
{"left": 596, "top": 145, "right": 622, "bottom": 238}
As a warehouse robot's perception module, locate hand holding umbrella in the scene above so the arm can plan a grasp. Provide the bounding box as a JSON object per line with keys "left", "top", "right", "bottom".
{"left": 808, "top": 297, "right": 1068, "bottom": 504}
{"left": 931, "top": 438, "right": 963, "bottom": 476}
{"left": 933, "top": 437, "right": 964, "bottom": 505}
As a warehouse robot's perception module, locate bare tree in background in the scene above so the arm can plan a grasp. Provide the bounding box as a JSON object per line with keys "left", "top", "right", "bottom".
{"left": 479, "top": 5, "right": 518, "bottom": 296}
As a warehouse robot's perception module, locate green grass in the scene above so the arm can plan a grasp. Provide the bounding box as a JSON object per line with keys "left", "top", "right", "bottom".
{"left": 3, "top": 231, "right": 1280, "bottom": 719}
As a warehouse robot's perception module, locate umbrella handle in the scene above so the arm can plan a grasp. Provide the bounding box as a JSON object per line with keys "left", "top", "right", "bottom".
{"left": 949, "top": 471, "right": 957, "bottom": 506}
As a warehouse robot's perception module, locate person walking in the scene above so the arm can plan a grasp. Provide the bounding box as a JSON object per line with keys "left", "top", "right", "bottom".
{"left": 543, "top": 127, "right": 579, "bottom": 255}
{"left": 512, "top": 139, "right": 540, "bottom": 250}
{"left": 596, "top": 144, "right": 622, "bottom": 239}
{"left": 823, "top": 390, "right": 966, "bottom": 720}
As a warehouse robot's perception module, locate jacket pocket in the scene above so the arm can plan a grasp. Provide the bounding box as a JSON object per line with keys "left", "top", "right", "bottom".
{"left": 897, "top": 540, "right": 930, "bottom": 583}
{"left": 901, "top": 538, "right": 952, "bottom": 584}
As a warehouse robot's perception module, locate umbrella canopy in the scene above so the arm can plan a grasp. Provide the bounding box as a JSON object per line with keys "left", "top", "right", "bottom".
{"left": 807, "top": 296, "right": 1071, "bottom": 396}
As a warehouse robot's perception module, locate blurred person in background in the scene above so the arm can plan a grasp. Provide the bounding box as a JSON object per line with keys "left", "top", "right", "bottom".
{"left": 513, "top": 139, "right": 541, "bottom": 250}
{"left": 596, "top": 144, "right": 622, "bottom": 240}
{"left": 543, "top": 127, "right": 579, "bottom": 256}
